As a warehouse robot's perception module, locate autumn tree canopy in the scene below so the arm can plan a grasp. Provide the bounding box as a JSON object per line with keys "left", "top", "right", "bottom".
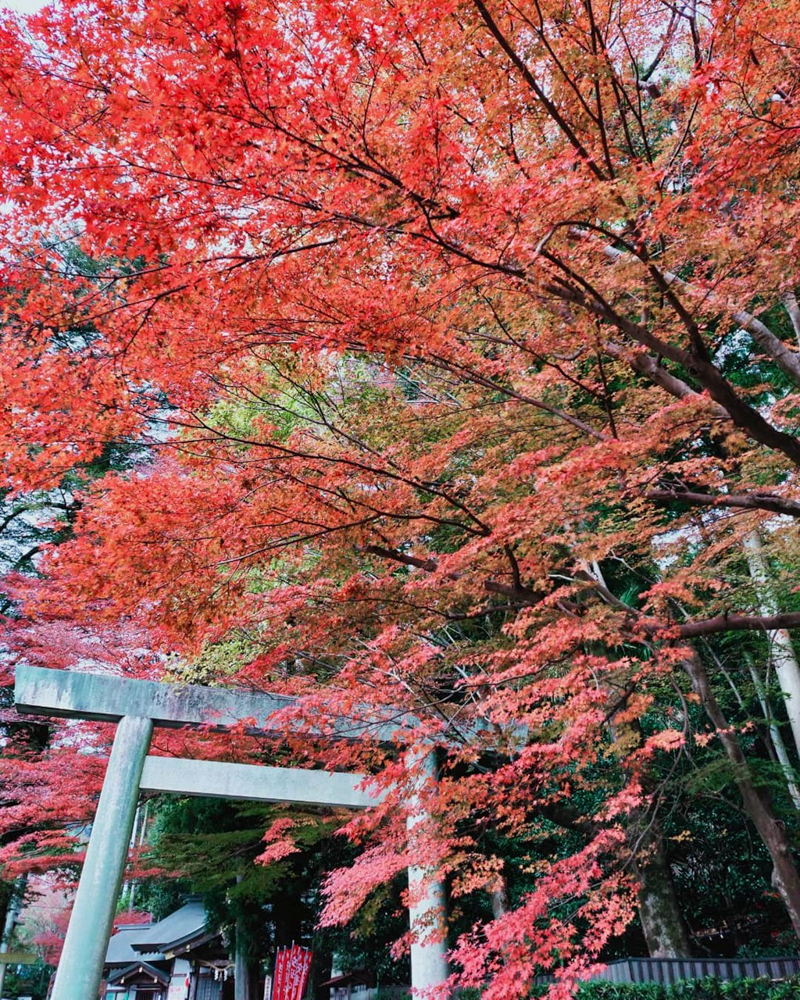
{"left": 3, "top": 0, "right": 800, "bottom": 995}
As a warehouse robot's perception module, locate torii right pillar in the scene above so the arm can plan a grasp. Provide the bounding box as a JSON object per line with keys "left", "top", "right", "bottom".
{"left": 406, "top": 750, "right": 449, "bottom": 995}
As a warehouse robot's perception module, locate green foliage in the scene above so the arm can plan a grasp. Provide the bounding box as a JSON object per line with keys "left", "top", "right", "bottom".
{"left": 572, "top": 977, "right": 800, "bottom": 1000}
{"left": 169, "top": 634, "right": 261, "bottom": 685}
{"left": 1, "top": 959, "right": 53, "bottom": 1000}
{"left": 135, "top": 793, "right": 413, "bottom": 982}
{"left": 319, "top": 877, "right": 412, "bottom": 985}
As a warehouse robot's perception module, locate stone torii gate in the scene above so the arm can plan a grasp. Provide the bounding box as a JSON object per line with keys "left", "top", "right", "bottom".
{"left": 14, "top": 665, "right": 448, "bottom": 1000}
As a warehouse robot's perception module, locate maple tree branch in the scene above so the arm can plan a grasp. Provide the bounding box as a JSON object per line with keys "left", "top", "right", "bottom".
{"left": 603, "top": 340, "right": 726, "bottom": 417}
{"left": 641, "top": 9, "right": 679, "bottom": 80}
{"left": 604, "top": 337, "right": 729, "bottom": 416}
{"left": 365, "top": 545, "right": 438, "bottom": 573}
{"left": 469, "top": 0, "right": 607, "bottom": 181}
{"left": 725, "top": 305, "right": 800, "bottom": 386}
{"left": 528, "top": 0, "right": 605, "bottom": 134}
{"left": 179, "top": 416, "right": 493, "bottom": 536}
{"left": 365, "top": 543, "right": 545, "bottom": 604}
{"left": 645, "top": 488, "right": 800, "bottom": 519}
{"left": 574, "top": 567, "right": 800, "bottom": 641}
{"left": 216, "top": 516, "right": 382, "bottom": 565}
{"left": 421, "top": 353, "right": 608, "bottom": 440}
{"left": 444, "top": 603, "right": 529, "bottom": 622}
{"left": 673, "top": 613, "right": 800, "bottom": 639}
{"left": 537, "top": 800, "right": 597, "bottom": 838}
{"left": 0, "top": 504, "right": 38, "bottom": 536}
{"left": 545, "top": 270, "right": 800, "bottom": 466}
{"left": 578, "top": 228, "right": 800, "bottom": 387}
{"left": 484, "top": 579, "right": 545, "bottom": 602}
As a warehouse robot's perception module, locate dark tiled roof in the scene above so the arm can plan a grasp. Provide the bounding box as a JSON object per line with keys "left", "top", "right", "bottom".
{"left": 105, "top": 925, "right": 164, "bottom": 966}
{"left": 130, "top": 900, "right": 210, "bottom": 953}
{"left": 107, "top": 961, "right": 170, "bottom": 987}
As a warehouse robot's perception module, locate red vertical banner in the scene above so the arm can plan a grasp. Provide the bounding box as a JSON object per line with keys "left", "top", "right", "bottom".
{"left": 273, "top": 944, "right": 311, "bottom": 1000}
{"left": 271, "top": 948, "right": 288, "bottom": 1000}
{"left": 283, "top": 944, "right": 299, "bottom": 1000}
{"left": 289, "top": 944, "right": 303, "bottom": 1000}
{"left": 294, "top": 947, "right": 312, "bottom": 1000}
{"left": 270, "top": 949, "right": 280, "bottom": 1000}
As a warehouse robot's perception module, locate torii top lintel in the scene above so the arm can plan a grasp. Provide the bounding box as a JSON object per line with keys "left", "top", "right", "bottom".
{"left": 14, "top": 664, "right": 393, "bottom": 741}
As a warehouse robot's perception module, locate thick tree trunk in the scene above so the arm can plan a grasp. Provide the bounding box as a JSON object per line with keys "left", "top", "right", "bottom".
{"left": 743, "top": 531, "right": 800, "bottom": 760}
{"left": 783, "top": 292, "right": 800, "bottom": 347}
{"left": 490, "top": 875, "right": 508, "bottom": 920}
{"left": 234, "top": 930, "right": 252, "bottom": 1000}
{"left": 632, "top": 822, "right": 692, "bottom": 957}
{"left": 604, "top": 685, "right": 691, "bottom": 959}
{"left": 540, "top": 791, "right": 690, "bottom": 956}
{"left": 683, "top": 650, "right": 800, "bottom": 938}
{"left": 305, "top": 936, "right": 327, "bottom": 1000}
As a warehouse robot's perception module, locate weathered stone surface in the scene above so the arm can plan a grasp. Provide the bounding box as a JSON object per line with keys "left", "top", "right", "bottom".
{"left": 16, "top": 664, "right": 293, "bottom": 728}
{"left": 140, "top": 756, "right": 385, "bottom": 808}
{"left": 51, "top": 715, "right": 154, "bottom": 1000}
{"left": 15, "top": 664, "right": 391, "bottom": 739}
{"left": 406, "top": 750, "right": 450, "bottom": 990}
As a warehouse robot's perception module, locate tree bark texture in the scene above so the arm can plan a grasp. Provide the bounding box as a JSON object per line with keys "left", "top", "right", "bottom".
{"left": 683, "top": 651, "right": 800, "bottom": 938}
{"left": 632, "top": 822, "right": 692, "bottom": 958}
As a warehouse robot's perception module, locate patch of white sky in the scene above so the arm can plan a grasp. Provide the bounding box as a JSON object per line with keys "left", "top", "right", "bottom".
{"left": 4, "top": 0, "right": 50, "bottom": 12}
{"left": 3, "top": 0, "right": 47, "bottom": 13}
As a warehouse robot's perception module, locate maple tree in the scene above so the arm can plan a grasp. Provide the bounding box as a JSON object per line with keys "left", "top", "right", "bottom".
{"left": 0, "top": 609, "right": 168, "bottom": 969}
{"left": 0, "top": 240, "right": 164, "bottom": 950}
{"left": 4, "top": 0, "right": 800, "bottom": 995}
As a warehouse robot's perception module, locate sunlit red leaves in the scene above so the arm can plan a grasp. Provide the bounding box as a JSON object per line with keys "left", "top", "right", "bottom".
{"left": 3, "top": 0, "right": 800, "bottom": 993}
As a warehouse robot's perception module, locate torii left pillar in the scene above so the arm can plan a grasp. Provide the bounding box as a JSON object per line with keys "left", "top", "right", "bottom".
{"left": 14, "top": 665, "right": 450, "bottom": 1000}
{"left": 53, "top": 715, "right": 153, "bottom": 1000}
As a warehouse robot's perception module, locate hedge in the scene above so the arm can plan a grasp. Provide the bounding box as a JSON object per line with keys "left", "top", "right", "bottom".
{"left": 573, "top": 977, "right": 800, "bottom": 999}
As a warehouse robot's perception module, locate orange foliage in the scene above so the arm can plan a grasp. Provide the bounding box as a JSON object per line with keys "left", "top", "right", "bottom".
{"left": 3, "top": 0, "right": 800, "bottom": 993}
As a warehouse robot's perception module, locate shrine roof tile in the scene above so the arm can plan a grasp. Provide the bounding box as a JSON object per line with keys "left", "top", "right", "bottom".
{"left": 129, "top": 900, "right": 210, "bottom": 953}
{"left": 105, "top": 925, "right": 165, "bottom": 966}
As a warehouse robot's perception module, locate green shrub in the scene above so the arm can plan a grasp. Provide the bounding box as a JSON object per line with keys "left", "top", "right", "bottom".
{"left": 575, "top": 985, "right": 667, "bottom": 1000}
{"left": 574, "top": 977, "right": 800, "bottom": 1000}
